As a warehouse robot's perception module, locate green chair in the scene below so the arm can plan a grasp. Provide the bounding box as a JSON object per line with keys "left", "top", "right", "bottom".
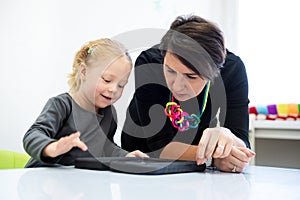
{"left": 0, "top": 150, "right": 30, "bottom": 169}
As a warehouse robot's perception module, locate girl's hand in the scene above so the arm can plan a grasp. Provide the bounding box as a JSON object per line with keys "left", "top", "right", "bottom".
{"left": 42, "top": 131, "right": 88, "bottom": 158}
{"left": 126, "top": 150, "right": 149, "bottom": 158}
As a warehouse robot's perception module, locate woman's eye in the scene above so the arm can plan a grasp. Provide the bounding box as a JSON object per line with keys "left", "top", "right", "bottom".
{"left": 167, "top": 68, "right": 176, "bottom": 74}
{"left": 186, "top": 75, "right": 197, "bottom": 79}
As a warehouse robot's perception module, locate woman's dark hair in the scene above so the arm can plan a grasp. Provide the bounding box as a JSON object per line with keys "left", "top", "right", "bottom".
{"left": 160, "top": 15, "right": 226, "bottom": 82}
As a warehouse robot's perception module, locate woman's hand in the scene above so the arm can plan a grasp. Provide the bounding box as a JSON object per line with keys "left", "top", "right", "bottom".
{"left": 42, "top": 131, "right": 88, "bottom": 158}
{"left": 213, "top": 146, "right": 255, "bottom": 173}
{"left": 196, "top": 127, "right": 234, "bottom": 165}
{"left": 126, "top": 150, "right": 149, "bottom": 158}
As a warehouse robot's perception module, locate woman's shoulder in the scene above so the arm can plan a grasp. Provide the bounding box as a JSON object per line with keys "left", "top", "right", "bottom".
{"left": 223, "top": 49, "right": 245, "bottom": 69}
{"left": 221, "top": 49, "right": 247, "bottom": 79}
{"left": 135, "top": 45, "right": 163, "bottom": 67}
{"left": 218, "top": 50, "right": 248, "bottom": 95}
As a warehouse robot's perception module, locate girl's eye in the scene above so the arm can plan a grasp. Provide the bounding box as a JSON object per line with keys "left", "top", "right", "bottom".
{"left": 102, "top": 77, "right": 111, "bottom": 83}
{"left": 118, "top": 82, "right": 127, "bottom": 88}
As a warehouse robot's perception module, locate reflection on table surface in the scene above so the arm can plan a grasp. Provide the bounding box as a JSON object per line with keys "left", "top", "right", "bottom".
{"left": 1, "top": 166, "right": 300, "bottom": 200}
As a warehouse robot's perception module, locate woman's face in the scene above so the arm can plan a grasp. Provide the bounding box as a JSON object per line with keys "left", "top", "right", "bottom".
{"left": 163, "top": 52, "right": 207, "bottom": 101}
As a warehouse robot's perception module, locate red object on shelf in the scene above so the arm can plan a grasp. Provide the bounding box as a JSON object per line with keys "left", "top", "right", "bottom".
{"left": 266, "top": 115, "right": 276, "bottom": 120}
{"left": 249, "top": 106, "right": 258, "bottom": 115}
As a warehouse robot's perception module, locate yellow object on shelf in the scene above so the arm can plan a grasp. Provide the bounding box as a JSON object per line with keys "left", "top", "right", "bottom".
{"left": 276, "top": 104, "right": 288, "bottom": 115}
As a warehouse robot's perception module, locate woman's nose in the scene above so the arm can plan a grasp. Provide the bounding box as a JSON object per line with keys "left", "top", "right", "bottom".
{"left": 172, "top": 74, "right": 185, "bottom": 91}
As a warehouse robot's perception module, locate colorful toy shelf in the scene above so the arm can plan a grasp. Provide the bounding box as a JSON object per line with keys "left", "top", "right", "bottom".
{"left": 249, "top": 103, "right": 300, "bottom": 121}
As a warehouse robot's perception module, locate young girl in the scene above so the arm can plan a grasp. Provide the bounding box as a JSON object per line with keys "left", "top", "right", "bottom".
{"left": 23, "top": 38, "right": 148, "bottom": 167}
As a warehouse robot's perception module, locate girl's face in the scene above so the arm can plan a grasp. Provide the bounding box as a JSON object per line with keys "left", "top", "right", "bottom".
{"left": 163, "top": 52, "right": 207, "bottom": 101}
{"left": 80, "top": 56, "right": 132, "bottom": 112}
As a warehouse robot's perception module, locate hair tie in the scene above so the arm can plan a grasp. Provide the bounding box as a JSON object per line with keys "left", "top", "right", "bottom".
{"left": 87, "top": 48, "right": 93, "bottom": 54}
{"left": 87, "top": 44, "right": 98, "bottom": 54}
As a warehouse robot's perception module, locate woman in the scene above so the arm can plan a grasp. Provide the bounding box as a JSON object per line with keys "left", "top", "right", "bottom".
{"left": 121, "top": 15, "right": 255, "bottom": 173}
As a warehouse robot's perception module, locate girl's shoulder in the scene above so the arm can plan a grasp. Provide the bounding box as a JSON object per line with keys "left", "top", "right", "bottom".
{"left": 50, "top": 93, "right": 72, "bottom": 103}
{"left": 46, "top": 93, "right": 73, "bottom": 114}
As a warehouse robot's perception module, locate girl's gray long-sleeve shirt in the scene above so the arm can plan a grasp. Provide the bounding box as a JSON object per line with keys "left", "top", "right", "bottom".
{"left": 23, "top": 93, "right": 128, "bottom": 167}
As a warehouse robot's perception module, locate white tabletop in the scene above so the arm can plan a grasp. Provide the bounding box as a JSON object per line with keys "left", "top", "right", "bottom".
{"left": 1, "top": 166, "right": 300, "bottom": 200}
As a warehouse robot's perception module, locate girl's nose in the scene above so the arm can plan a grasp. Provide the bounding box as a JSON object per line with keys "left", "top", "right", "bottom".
{"left": 108, "top": 84, "right": 117, "bottom": 93}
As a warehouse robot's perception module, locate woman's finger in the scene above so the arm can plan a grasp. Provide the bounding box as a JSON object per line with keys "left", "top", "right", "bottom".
{"left": 196, "top": 129, "right": 210, "bottom": 164}
{"left": 213, "top": 142, "right": 226, "bottom": 158}
{"left": 211, "top": 128, "right": 233, "bottom": 158}
{"left": 237, "top": 147, "right": 256, "bottom": 158}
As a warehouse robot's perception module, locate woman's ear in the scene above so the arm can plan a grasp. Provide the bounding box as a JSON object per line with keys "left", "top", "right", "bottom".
{"left": 80, "top": 63, "right": 87, "bottom": 80}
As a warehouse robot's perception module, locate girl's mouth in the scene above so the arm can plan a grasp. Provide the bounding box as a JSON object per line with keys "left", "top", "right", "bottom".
{"left": 101, "top": 94, "right": 112, "bottom": 101}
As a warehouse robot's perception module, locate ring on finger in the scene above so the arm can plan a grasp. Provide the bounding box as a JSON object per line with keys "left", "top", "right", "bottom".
{"left": 232, "top": 165, "right": 237, "bottom": 173}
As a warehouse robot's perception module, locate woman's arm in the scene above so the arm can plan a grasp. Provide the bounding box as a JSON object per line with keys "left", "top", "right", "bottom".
{"left": 160, "top": 127, "right": 246, "bottom": 162}
{"left": 160, "top": 142, "right": 197, "bottom": 160}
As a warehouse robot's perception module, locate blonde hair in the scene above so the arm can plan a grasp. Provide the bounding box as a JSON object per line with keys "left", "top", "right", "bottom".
{"left": 68, "top": 38, "right": 131, "bottom": 93}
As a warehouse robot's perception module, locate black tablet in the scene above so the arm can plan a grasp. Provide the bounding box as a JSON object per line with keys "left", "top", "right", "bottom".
{"left": 74, "top": 157, "right": 206, "bottom": 175}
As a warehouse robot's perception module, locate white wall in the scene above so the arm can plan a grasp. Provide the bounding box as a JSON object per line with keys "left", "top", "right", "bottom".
{"left": 238, "top": 0, "right": 300, "bottom": 105}
{"left": 0, "top": 0, "right": 238, "bottom": 152}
